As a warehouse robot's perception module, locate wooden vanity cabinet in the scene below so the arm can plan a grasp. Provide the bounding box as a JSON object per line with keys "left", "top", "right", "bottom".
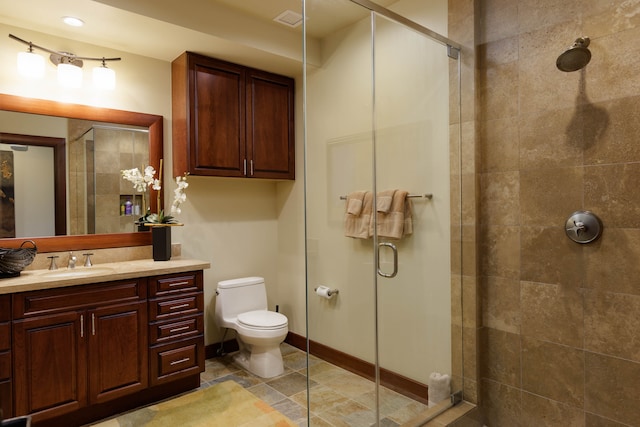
{"left": 172, "top": 51, "right": 295, "bottom": 180}
{"left": 11, "top": 279, "right": 148, "bottom": 424}
{"left": 0, "top": 295, "right": 11, "bottom": 419}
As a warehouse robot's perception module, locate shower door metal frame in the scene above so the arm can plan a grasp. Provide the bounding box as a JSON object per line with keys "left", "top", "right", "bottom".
{"left": 349, "top": 0, "right": 461, "bottom": 54}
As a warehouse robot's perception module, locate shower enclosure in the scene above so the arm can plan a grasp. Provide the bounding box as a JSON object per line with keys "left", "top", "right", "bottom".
{"left": 303, "top": 0, "right": 463, "bottom": 424}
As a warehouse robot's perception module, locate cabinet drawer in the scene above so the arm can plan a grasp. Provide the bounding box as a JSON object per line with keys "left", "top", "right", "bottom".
{"left": 149, "top": 293, "right": 203, "bottom": 321}
{"left": 149, "top": 272, "right": 202, "bottom": 298}
{"left": 0, "top": 351, "right": 10, "bottom": 380}
{"left": 150, "top": 315, "right": 203, "bottom": 345}
{"left": 150, "top": 338, "right": 204, "bottom": 386}
{"left": 0, "top": 323, "right": 9, "bottom": 350}
{"left": 13, "top": 280, "right": 145, "bottom": 318}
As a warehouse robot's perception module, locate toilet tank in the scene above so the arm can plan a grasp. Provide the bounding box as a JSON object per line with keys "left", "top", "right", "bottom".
{"left": 215, "top": 277, "right": 268, "bottom": 322}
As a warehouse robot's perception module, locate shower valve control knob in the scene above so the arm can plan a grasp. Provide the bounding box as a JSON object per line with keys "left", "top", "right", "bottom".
{"left": 568, "top": 221, "right": 586, "bottom": 235}
{"left": 565, "top": 210, "right": 602, "bottom": 244}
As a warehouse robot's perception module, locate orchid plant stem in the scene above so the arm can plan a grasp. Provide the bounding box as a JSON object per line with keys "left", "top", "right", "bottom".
{"left": 157, "top": 158, "right": 163, "bottom": 218}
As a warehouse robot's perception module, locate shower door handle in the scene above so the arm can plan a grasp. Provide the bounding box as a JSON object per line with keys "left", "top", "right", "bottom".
{"left": 377, "top": 242, "right": 398, "bottom": 278}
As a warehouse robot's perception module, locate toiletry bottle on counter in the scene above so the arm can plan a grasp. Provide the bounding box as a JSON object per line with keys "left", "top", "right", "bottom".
{"left": 124, "top": 198, "right": 132, "bottom": 216}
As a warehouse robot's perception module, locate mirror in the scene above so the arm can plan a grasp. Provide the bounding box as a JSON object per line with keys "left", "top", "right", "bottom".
{"left": 0, "top": 93, "right": 163, "bottom": 252}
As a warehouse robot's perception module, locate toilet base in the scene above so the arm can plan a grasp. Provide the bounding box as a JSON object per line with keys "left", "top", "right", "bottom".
{"left": 233, "top": 344, "right": 284, "bottom": 378}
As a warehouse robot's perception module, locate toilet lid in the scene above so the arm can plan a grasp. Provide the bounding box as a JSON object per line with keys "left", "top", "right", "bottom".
{"left": 238, "top": 310, "right": 288, "bottom": 330}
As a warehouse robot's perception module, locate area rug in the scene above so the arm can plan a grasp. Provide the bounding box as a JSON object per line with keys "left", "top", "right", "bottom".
{"left": 91, "top": 380, "right": 298, "bottom": 427}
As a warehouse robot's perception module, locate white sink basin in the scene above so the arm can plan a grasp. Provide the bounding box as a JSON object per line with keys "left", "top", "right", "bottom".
{"left": 41, "top": 266, "right": 115, "bottom": 279}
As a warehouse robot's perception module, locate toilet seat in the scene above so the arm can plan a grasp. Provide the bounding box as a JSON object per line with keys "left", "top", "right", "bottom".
{"left": 238, "top": 310, "right": 288, "bottom": 330}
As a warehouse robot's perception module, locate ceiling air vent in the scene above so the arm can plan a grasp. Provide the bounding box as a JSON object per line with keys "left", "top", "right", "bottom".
{"left": 273, "top": 10, "right": 303, "bottom": 28}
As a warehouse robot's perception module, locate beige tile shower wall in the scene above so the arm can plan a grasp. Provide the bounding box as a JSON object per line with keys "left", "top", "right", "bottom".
{"left": 475, "top": 1, "right": 640, "bottom": 425}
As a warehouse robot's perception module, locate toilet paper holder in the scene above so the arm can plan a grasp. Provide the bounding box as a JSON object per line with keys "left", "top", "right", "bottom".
{"left": 314, "top": 286, "right": 339, "bottom": 297}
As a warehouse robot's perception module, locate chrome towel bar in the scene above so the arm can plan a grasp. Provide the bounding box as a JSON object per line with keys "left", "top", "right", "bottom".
{"left": 339, "top": 193, "right": 432, "bottom": 200}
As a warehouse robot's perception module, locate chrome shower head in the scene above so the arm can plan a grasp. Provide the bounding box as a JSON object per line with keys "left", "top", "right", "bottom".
{"left": 556, "top": 37, "right": 591, "bottom": 72}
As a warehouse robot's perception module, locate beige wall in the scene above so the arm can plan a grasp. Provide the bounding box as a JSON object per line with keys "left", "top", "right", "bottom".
{"left": 469, "top": 0, "right": 640, "bottom": 425}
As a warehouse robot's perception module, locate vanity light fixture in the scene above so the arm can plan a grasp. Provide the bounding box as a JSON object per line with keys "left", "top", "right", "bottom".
{"left": 16, "top": 42, "right": 45, "bottom": 79}
{"left": 93, "top": 59, "right": 116, "bottom": 90}
{"left": 9, "top": 33, "right": 121, "bottom": 90}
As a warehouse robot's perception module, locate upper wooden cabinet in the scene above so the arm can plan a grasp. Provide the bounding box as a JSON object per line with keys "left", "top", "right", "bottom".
{"left": 172, "top": 52, "right": 295, "bottom": 180}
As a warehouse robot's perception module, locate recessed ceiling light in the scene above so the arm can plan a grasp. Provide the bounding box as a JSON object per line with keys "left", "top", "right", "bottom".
{"left": 62, "top": 16, "right": 84, "bottom": 27}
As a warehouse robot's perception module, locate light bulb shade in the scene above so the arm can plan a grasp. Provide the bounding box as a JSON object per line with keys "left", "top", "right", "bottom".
{"left": 57, "top": 63, "right": 83, "bottom": 88}
{"left": 17, "top": 51, "right": 45, "bottom": 79}
{"left": 93, "top": 65, "right": 116, "bottom": 90}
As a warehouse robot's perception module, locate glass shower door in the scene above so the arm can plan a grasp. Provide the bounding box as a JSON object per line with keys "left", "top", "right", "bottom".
{"left": 303, "top": 1, "right": 462, "bottom": 425}
{"left": 372, "top": 9, "right": 458, "bottom": 421}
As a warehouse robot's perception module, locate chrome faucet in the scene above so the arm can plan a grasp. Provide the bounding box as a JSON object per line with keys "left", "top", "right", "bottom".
{"left": 68, "top": 252, "right": 77, "bottom": 269}
{"left": 47, "top": 255, "right": 59, "bottom": 270}
{"left": 83, "top": 253, "right": 93, "bottom": 267}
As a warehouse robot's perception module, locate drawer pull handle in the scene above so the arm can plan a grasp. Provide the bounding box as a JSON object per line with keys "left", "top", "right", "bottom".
{"left": 170, "top": 357, "right": 190, "bottom": 366}
{"left": 80, "top": 314, "right": 84, "bottom": 338}
{"left": 169, "top": 303, "right": 190, "bottom": 310}
{"left": 169, "top": 326, "right": 190, "bottom": 333}
{"left": 168, "top": 281, "right": 189, "bottom": 287}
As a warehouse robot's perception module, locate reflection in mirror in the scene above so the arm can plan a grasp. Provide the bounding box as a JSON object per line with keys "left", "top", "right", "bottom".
{"left": 0, "top": 93, "right": 162, "bottom": 253}
{"left": 0, "top": 132, "right": 65, "bottom": 238}
{"left": 67, "top": 122, "right": 149, "bottom": 235}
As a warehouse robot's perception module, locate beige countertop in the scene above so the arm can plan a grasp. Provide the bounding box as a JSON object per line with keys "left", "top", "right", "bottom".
{"left": 0, "top": 258, "right": 210, "bottom": 295}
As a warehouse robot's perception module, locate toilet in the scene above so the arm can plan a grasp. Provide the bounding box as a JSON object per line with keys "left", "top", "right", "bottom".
{"left": 214, "top": 276, "right": 288, "bottom": 378}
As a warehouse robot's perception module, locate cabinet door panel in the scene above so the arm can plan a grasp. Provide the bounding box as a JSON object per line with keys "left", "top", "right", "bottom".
{"left": 0, "top": 295, "right": 9, "bottom": 322}
{"left": 0, "top": 351, "right": 9, "bottom": 380}
{"left": 0, "top": 380, "right": 11, "bottom": 419}
{"left": 193, "top": 62, "right": 246, "bottom": 176}
{"left": 88, "top": 301, "right": 148, "bottom": 404}
{"left": 13, "top": 312, "right": 86, "bottom": 419}
{"left": 0, "top": 322, "right": 9, "bottom": 351}
{"left": 247, "top": 71, "right": 295, "bottom": 179}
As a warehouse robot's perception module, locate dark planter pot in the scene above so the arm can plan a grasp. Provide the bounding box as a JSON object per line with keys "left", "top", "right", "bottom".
{"left": 152, "top": 226, "right": 171, "bottom": 261}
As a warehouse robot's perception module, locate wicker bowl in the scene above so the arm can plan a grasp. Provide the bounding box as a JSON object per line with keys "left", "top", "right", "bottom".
{"left": 0, "top": 240, "right": 37, "bottom": 278}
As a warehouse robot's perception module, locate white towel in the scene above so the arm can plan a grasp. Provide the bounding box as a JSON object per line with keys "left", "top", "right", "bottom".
{"left": 376, "top": 189, "right": 396, "bottom": 213}
{"left": 375, "top": 190, "right": 413, "bottom": 239}
{"left": 344, "top": 191, "right": 373, "bottom": 239}
{"left": 346, "top": 191, "right": 366, "bottom": 216}
{"left": 428, "top": 372, "right": 450, "bottom": 407}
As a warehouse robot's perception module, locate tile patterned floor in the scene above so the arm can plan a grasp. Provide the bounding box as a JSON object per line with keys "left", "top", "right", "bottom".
{"left": 200, "top": 343, "right": 430, "bottom": 426}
